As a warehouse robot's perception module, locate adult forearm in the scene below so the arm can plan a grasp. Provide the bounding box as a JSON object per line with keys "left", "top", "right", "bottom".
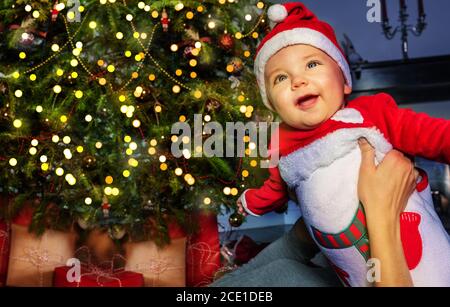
{"left": 367, "top": 218, "right": 413, "bottom": 287}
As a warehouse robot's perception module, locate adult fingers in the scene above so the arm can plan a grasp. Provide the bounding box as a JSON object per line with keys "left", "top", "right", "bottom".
{"left": 358, "top": 138, "right": 376, "bottom": 173}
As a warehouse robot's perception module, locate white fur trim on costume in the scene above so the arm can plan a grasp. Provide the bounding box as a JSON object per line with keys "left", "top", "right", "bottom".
{"left": 255, "top": 28, "right": 352, "bottom": 111}
{"left": 331, "top": 108, "right": 364, "bottom": 124}
{"left": 239, "top": 189, "right": 261, "bottom": 217}
{"left": 279, "top": 127, "right": 392, "bottom": 188}
{"left": 268, "top": 4, "right": 288, "bottom": 24}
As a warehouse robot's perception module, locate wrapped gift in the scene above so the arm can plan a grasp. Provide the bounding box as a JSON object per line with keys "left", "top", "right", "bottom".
{"left": 124, "top": 222, "right": 186, "bottom": 287}
{"left": 186, "top": 212, "right": 221, "bottom": 287}
{"left": 53, "top": 265, "right": 144, "bottom": 287}
{"left": 6, "top": 224, "right": 77, "bottom": 286}
{"left": 221, "top": 235, "right": 270, "bottom": 266}
{"left": 0, "top": 220, "right": 10, "bottom": 287}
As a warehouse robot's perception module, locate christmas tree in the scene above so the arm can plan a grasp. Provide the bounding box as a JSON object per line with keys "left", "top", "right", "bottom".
{"left": 0, "top": 0, "right": 274, "bottom": 243}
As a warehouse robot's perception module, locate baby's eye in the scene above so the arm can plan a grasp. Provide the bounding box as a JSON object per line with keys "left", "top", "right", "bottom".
{"left": 307, "top": 61, "right": 320, "bottom": 69}
{"left": 274, "top": 74, "right": 287, "bottom": 84}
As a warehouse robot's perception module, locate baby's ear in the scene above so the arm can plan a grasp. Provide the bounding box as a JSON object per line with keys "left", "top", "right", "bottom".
{"left": 344, "top": 84, "right": 352, "bottom": 95}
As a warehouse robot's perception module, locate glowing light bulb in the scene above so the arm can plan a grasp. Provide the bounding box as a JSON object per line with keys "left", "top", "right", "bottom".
{"left": 52, "top": 135, "right": 60, "bottom": 143}
{"left": 13, "top": 119, "right": 22, "bottom": 128}
{"left": 55, "top": 168, "right": 64, "bottom": 176}
{"left": 175, "top": 168, "right": 183, "bottom": 176}
{"left": 9, "top": 158, "right": 17, "bottom": 166}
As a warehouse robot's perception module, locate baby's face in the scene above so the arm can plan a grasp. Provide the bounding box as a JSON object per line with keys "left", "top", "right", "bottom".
{"left": 264, "top": 44, "right": 352, "bottom": 130}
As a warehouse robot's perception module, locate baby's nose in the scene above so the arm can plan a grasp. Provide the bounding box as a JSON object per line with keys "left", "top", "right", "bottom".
{"left": 291, "top": 76, "right": 308, "bottom": 89}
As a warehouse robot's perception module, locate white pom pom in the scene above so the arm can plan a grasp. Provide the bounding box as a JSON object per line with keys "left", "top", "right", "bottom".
{"left": 268, "top": 4, "right": 288, "bottom": 23}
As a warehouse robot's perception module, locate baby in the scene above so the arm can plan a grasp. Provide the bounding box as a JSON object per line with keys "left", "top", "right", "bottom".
{"left": 238, "top": 2, "right": 450, "bottom": 286}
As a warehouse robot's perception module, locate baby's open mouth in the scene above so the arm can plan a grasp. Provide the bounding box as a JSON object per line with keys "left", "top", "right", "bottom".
{"left": 295, "top": 94, "right": 319, "bottom": 110}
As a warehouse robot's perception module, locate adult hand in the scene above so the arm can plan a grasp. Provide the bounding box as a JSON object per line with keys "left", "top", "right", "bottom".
{"left": 358, "top": 138, "right": 418, "bottom": 227}
{"left": 357, "top": 138, "right": 418, "bottom": 287}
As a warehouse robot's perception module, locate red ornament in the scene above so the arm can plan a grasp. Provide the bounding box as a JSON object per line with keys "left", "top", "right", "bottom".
{"left": 219, "top": 33, "right": 234, "bottom": 50}
{"left": 161, "top": 8, "right": 170, "bottom": 32}
{"left": 102, "top": 196, "right": 111, "bottom": 218}
{"left": 51, "top": 1, "right": 59, "bottom": 22}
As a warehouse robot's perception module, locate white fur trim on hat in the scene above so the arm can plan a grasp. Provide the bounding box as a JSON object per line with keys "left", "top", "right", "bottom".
{"left": 268, "top": 4, "right": 288, "bottom": 24}
{"left": 255, "top": 28, "right": 353, "bottom": 111}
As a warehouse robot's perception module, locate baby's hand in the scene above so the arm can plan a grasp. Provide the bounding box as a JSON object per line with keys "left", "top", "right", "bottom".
{"left": 237, "top": 199, "right": 248, "bottom": 216}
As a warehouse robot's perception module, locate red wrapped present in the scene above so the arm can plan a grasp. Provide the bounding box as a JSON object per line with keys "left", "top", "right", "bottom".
{"left": 54, "top": 265, "right": 144, "bottom": 287}
{"left": 186, "top": 212, "right": 221, "bottom": 287}
{"left": 0, "top": 220, "right": 10, "bottom": 287}
{"left": 233, "top": 235, "right": 269, "bottom": 265}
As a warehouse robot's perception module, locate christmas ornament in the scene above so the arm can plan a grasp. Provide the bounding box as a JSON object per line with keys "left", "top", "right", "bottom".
{"left": 219, "top": 33, "right": 234, "bottom": 50}
{"left": 102, "top": 195, "right": 111, "bottom": 218}
{"left": 109, "top": 225, "right": 126, "bottom": 240}
{"left": 19, "top": 32, "right": 35, "bottom": 46}
{"left": 228, "top": 75, "right": 241, "bottom": 89}
{"left": 82, "top": 155, "right": 97, "bottom": 170}
{"left": 10, "top": 18, "right": 48, "bottom": 51}
{"left": 183, "top": 45, "right": 195, "bottom": 59}
{"left": 161, "top": 8, "right": 170, "bottom": 32}
{"left": 51, "top": 1, "right": 59, "bottom": 22}
{"left": 228, "top": 57, "right": 243, "bottom": 74}
{"left": 228, "top": 212, "right": 244, "bottom": 227}
{"left": 205, "top": 98, "right": 222, "bottom": 112}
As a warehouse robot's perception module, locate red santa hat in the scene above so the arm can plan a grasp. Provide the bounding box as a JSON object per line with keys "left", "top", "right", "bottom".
{"left": 255, "top": 2, "right": 352, "bottom": 111}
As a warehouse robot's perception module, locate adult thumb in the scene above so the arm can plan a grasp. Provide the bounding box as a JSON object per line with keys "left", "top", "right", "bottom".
{"left": 358, "top": 138, "right": 376, "bottom": 172}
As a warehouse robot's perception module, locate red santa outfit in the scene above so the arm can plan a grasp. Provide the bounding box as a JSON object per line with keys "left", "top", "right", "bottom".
{"left": 241, "top": 2, "right": 450, "bottom": 286}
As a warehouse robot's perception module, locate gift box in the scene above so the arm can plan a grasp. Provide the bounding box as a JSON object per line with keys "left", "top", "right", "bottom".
{"left": 0, "top": 194, "right": 13, "bottom": 287}
{"left": 186, "top": 212, "right": 221, "bottom": 287}
{"left": 124, "top": 222, "right": 186, "bottom": 287}
{"left": 0, "top": 220, "right": 10, "bottom": 287}
{"left": 6, "top": 223, "right": 77, "bottom": 287}
{"left": 53, "top": 265, "right": 144, "bottom": 287}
